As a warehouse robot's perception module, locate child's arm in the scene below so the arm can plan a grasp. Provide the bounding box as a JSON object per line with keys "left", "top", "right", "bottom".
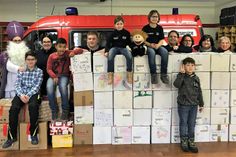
{"left": 47, "top": 54, "right": 57, "bottom": 78}
{"left": 68, "top": 48, "right": 84, "bottom": 57}
{"left": 197, "top": 78, "right": 204, "bottom": 112}
{"left": 173, "top": 64, "right": 185, "bottom": 88}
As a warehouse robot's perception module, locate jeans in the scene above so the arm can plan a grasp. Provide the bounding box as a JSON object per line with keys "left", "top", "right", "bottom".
{"left": 178, "top": 105, "right": 198, "bottom": 138}
{"left": 147, "top": 46, "right": 168, "bottom": 74}
{"left": 8, "top": 94, "right": 39, "bottom": 139}
{"left": 47, "top": 76, "right": 69, "bottom": 113}
{"left": 107, "top": 47, "right": 133, "bottom": 72}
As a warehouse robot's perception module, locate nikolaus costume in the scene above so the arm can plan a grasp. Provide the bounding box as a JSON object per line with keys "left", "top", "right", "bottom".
{"left": 4, "top": 21, "right": 29, "bottom": 98}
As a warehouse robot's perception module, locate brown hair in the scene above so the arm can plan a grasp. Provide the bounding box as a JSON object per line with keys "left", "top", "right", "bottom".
{"left": 131, "top": 30, "right": 148, "bottom": 41}
{"left": 114, "top": 15, "right": 124, "bottom": 24}
{"left": 87, "top": 31, "right": 99, "bottom": 38}
{"left": 148, "top": 10, "right": 160, "bottom": 23}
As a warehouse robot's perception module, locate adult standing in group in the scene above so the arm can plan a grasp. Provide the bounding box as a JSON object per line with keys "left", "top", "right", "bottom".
{"left": 142, "top": 10, "right": 169, "bottom": 84}
{"left": 35, "top": 35, "right": 56, "bottom": 97}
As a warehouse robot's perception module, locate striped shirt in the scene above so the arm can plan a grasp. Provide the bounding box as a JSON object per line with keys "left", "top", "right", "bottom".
{"left": 15, "top": 66, "right": 43, "bottom": 98}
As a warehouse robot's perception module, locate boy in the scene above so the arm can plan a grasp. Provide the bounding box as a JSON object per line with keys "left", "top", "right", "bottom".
{"left": 173, "top": 57, "right": 204, "bottom": 153}
{"left": 47, "top": 38, "right": 83, "bottom": 120}
{"left": 142, "top": 10, "right": 169, "bottom": 84}
{"left": 2, "top": 51, "right": 43, "bottom": 148}
{"left": 105, "top": 16, "right": 132, "bottom": 85}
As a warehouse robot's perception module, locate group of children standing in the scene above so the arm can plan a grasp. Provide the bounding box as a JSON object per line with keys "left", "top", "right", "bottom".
{"left": 2, "top": 10, "right": 205, "bottom": 154}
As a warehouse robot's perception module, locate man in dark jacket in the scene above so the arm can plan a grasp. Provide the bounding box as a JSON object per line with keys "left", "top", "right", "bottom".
{"left": 173, "top": 57, "right": 204, "bottom": 153}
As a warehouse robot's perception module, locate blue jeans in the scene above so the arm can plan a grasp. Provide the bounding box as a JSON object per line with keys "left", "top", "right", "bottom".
{"left": 47, "top": 76, "right": 69, "bottom": 113}
{"left": 107, "top": 47, "right": 133, "bottom": 72}
{"left": 178, "top": 105, "right": 198, "bottom": 138}
{"left": 147, "top": 46, "right": 168, "bottom": 74}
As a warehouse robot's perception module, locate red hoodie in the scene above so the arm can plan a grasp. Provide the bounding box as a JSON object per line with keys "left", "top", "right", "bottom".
{"left": 47, "top": 49, "right": 83, "bottom": 78}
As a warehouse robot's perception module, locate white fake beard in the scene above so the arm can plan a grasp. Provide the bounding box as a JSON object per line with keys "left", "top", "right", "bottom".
{"left": 7, "top": 41, "right": 29, "bottom": 66}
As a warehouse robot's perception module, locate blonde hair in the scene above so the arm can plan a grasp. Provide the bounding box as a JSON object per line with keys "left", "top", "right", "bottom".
{"left": 218, "top": 36, "right": 231, "bottom": 45}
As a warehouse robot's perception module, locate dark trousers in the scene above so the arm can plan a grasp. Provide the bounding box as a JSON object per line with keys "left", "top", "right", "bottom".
{"left": 8, "top": 94, "right": 39, "bottom": 140}
{"left": 178, "top": 105, "right": 198, "bottom": 139}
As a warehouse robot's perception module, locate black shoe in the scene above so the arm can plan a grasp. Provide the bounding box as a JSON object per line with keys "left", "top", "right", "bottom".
{"left": 161, "top": 74, "right": 169, "bottom": 84}
{"left": 31, "top": 136, "right": 39, "bottom": 145}
{"left": 151, "top": 73, "right": 158, "bottom": 84}
{"left": 188, "top": 138, "right": 198, "bottom": 153}
{"left": 2, "top": 139, "right": 17, "bottom": 149}
{"left": 180, "top": 137, "right": 189, "bottom": 152}
{"left": 61, "top": 110, "right": 69, "bottom": 121}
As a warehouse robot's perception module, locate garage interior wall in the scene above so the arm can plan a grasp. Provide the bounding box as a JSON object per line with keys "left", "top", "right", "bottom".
{"left": 0, "top": 0, "right": 235, "bottom": 40}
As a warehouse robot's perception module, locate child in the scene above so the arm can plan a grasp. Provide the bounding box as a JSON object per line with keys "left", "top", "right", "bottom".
{"left": 105, "top": 16, "right": 132, "bottom": 85}
{"left": 2, "top": 51, "right": 43, "bottom": 148}
{"left": 142, "top": 10, "right": 169, "bottom": 84}
{"left": 173, "top": 57, "right": 204, "bottom": 153}
{"left": 47, "top": 38, "right": 83, "bottom": 120}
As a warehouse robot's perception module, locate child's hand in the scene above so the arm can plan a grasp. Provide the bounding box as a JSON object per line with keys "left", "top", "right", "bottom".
{"left": 173, "top": 46, "right": 179, "bottom": 50}
{"left": 18, "top": 66, "right": 25, "bottom": 72}
{"left": 199, "top": 107, "right": 204, "bottom": 112}
{"left": 69, "top": 51, "right": 75, "bottom": 57}
{"left": 104, "top": 52, "right": 108, "bottom": 57}
{"left": 53, "top": 78, "right": 58, "bottom": 84}
{"left": 180, "top": 64, "right": 185, "bottom": 73}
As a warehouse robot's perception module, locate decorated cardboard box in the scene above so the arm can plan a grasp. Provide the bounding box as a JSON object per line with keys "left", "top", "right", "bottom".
{"left": 133, "top": 109, "right": 152, "bottom": 126}
{"left": 114, "top": 91, "right": 132, "bottom": 109}
{"left": 132, "top": 126, "right": 150, "bottom": 144}
{"left": 151, "top": 125, "right": 171, "bottom": 144}
{"left": 133, "top": 91, "right": 152, "bottom": 108}
{"left": 93, "top": 127, "right": 111, "bottom": 144}
{"left": 112, "top": 126, "right": 132, "bottom": 144}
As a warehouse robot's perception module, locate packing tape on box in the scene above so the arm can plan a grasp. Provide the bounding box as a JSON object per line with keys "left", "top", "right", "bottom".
{"left": 217, "top": 124, "right": 221, "bottom": 142}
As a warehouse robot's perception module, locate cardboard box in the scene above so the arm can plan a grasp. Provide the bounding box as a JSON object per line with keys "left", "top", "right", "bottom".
{"left": 171, "top": 53, "right": 186, "bottom": 73}
{"left": 171, "top": 125, "right": 180, "bottom": 143}
{"left": 114, "top": 91, "right": 132, "bottom": 109}
{"left": 74, "top": 106, "right": 93, "bottom": 124}
{"left": 114, "top": 109, "right": 133, "bottom": 126}
{"left": 231, "top": 72, "right": 236, "bottom": 89}
{"left": 133, "top": 109, "right": 151, "bottom": 126}
{"left": 114, "top": 55, "right": 126, "bottom": 72}
{"left": 231, "top": 90, "right": 236, "bottom": 107}
{"left": 73, "top": 124, "right": 93, "bottom": 145}
{"left": 152, "top": 74, "right": 172, "bottom": 91}
{"left": 152, "top": 108, "right": 171, "bottom": 126}
{"left": 230, "top": 107, "right": 236, "bottom": 124}
{"left": 38, "top": 100, "right": 62, "bottom": 122}
{"left": 93, "top": 54, "right": 107, "bottom": 73}
{"left": 133, "top": 91, "right": 152, "bottom": 108}
{"left": 73, "top": 73, "right": 93, "bottom": 92}
{"left": 20, "top": 122, "right": 47, "bottom": 150}
{"left": 52, "top": 135, "right": 73, "bottom": 148}
{"left": 211, "top": 90, "right": 229, "bottom": 107}
{"left": 229, "top": 125, "right": 236, "bottom": 141}
{"left": 202, "top": 90, "right": 211, "bottom": 107}
{"left": 113, "top": 73, "right": 132, "bottom": 91}
{"left": 230, "top": 54, "right": 236, "bottom": 71}
{"left": 73, "top": 91, "right": 93, "bottom": 106}
{"left": 112, "top": 126, "right": 132, "bottom": 144}
{"left": 0, "top": 123, "right": 19, "bottom": 151}
{"left": 94, "top": 73, "right": 112, "bottom": 92}
{"left": 93, "top": 127, "right": 111, "bottom": 144}
{"left": 211, "top": 53, "right": 230, "bottom": 71}
{"left": 156, "top": 55, "right": 173, "bottom": 73}
{"left": 189, "top": 53, "right": 211, "bottom": 72}
{"left": 171, "top": 73, "right": 178, "bottom": 90}
{"left": 195, "top": 72, "right": 210, "bottom": 90}
{"left": 151, "top": 125, "right": 171, "bottom": 144}
{"left": 211, "top": 108, "right": 229, "bottom": 124}
{"left": 171, "top": 108, "right": 179, "bottom": 126}
{"left": 153, "top": 91, "right": 172, "bottom": 108}
{"left": 211, "top": 72, "right": 230, "bottom": 90}
{"left": 172, "top": 90, "right": 178, "bottom": 108}
{"left": 195, "top": 125, "right": 210, "bottom": 142}
{"left": 70, "top": 53, "right": 92, "bottom": 73}
{"left": 49, "top": 121, "right": 73, "bottom": 135}
{"left": 133, "top": 73, "right": 152, "bottom": 91}
{"left": 132, "top": 126, "right": 150, "bottom": 144}
{"left": 210, "top": 124, "right": 229, "bottom": 142}
{"left": 0, "top": 99, "right": 12, "bottom": 123}
{"left": 134, "top": 55, "right": 149, "bottom": 73}
{"left": 94, "top": 92, "right": 113, "bottom": 109}
{"left": 196, "top": 108, "right": 211, "bottom": 125}
{"left": 94, "top": 109, "right": 113, "bottom": 126}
